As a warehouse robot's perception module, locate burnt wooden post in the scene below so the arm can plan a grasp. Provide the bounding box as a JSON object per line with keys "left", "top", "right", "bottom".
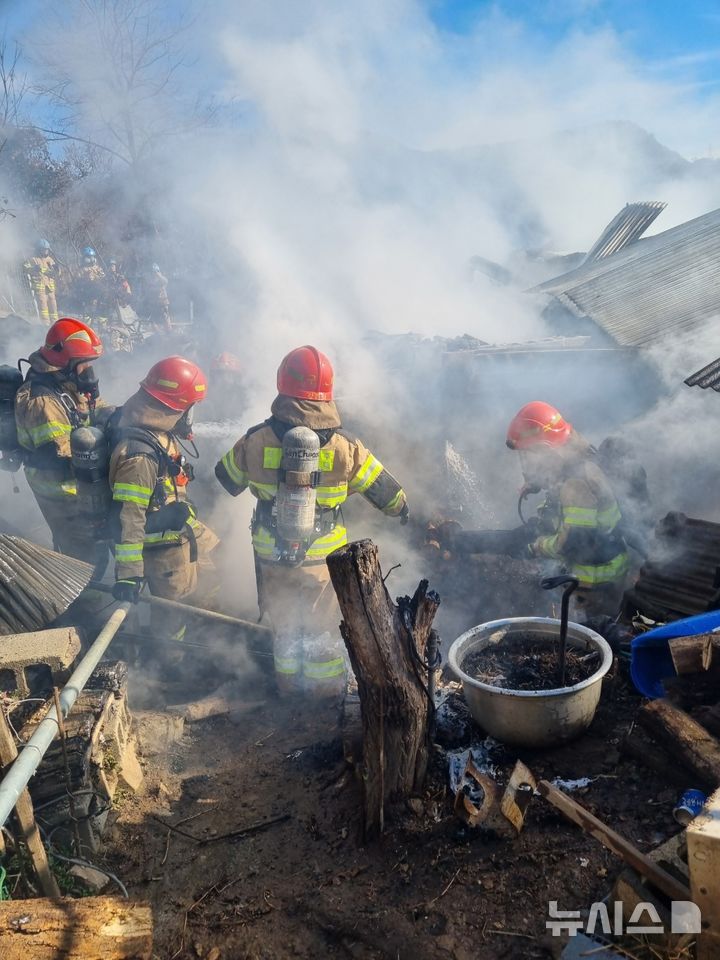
{"left": 327, "top": 539, "right": 440, "bottom": 839}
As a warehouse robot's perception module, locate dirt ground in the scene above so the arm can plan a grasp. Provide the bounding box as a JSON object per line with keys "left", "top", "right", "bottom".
{"left": 98, "top": 655, "right": 686, "bottom": 960}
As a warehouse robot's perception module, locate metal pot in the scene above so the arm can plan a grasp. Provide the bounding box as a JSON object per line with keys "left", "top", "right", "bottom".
{"left": 447, "top": 617, "right": 613, "bottom": 748}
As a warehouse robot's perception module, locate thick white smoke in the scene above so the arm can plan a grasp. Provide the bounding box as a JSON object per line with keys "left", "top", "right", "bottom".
{"left": 6, "top": 0, "right": 720, "bottom": 622}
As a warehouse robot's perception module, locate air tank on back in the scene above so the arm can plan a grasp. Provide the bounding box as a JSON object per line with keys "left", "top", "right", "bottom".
{"left": 70, "top": 426, "right": 111, "bottom": 529}
{"left": 0, "top": 365, "right": 22, "bottom": 455}
{"left": 275, "top": 426, "right": 320, "bottom": 548}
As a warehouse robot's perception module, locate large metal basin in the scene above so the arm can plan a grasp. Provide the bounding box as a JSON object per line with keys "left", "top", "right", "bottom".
{"left": 448, "top": 617, "right": 613, "bottom": 748}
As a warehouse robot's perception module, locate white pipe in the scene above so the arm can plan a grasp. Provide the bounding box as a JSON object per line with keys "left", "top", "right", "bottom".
{"left": 0, "top": 604, "right": 130, "bottom": 828}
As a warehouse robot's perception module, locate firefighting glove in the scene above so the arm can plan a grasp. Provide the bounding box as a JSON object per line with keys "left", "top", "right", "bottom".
{"left": 112, "top": 578, "right": 144, "bottom": 604}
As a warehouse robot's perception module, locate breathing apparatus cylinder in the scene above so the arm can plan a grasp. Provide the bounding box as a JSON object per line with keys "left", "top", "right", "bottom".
{"left": 275, "top": 426, "right": 320, "bottom": 557}
{"left": 70, "top": 425, "right": 111, "bottom": 530}
{"left": 0, "top": 365, "right": 22, "bottom": 454}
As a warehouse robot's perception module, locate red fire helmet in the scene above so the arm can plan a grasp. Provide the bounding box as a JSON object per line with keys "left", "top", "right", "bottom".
{"left": 141, "top": 356, "right": 208, "bottom": 411}
{"left": 39, "top": 317, "right": 103, "bottom": 368}
{"left": 506, "top": 401, "right": 572, "bottom": 450}
{"left": 277, "top": 345, "right": 333, "bottom": 401}
{"left": 211, "top": 351, "right": 242, "bottom": 373}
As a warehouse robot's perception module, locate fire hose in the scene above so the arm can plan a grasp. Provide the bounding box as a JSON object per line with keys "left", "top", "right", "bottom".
{"left": 87, "top": 581, "right": 273, "bottom": 637}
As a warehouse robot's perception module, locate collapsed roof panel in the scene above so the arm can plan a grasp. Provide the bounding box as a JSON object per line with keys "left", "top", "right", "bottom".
{"left": 533, "top": 207, "right": 720, "bottom": 347}
{"left": 583, "top": 200, "right": 666, "bottom": 264}
{"left": 0, "top": 535, "right": 94, "bottom": 634}
{"left": 684, "top": 356, "right": 720, "bottom": 391}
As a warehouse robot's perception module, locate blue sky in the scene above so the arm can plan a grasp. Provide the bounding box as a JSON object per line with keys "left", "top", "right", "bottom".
{"left": 430, "top": 1, "right": 720, "bottom": 86}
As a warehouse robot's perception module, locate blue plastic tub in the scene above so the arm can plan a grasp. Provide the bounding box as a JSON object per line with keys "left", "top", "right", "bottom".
{"left": 630, "top": 610, "right": 720, "bottom": 698}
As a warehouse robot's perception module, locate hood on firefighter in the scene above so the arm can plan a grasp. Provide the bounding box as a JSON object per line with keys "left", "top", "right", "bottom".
{"left": 120, "top": 387, "right": 188, "bottom": 434}
{"left": 270, "top": 394, "right": 341, "bottom": 431}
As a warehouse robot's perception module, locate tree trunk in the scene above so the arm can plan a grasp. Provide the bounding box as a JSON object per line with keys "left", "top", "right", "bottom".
{"left": 620, "top": 724, "right": 693, "bottom": 788}
{"left": 327, "top": 540, "right": 440, "bottom": 839}
{"left": 638, "top": 699, "right": 720, "bottom": 790}
{"left": 0, "top": 898, "right": 152, "bottom": 959}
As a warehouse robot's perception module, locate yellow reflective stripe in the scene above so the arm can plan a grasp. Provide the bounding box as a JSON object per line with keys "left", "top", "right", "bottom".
{"left": 249, "top": 480, "right": 278, "bottom": 501}
{"left": 221, "top": 449, "right": 247, "bottom": 487}
{"left": 25, "top": 469, "right": 77, "bottom": 498}
{"left": 114, "top": 543, "right": 143, "bottom": 562}
{"left": 305, "top": 526, "right": 348, "bottom": 558}
{"left": 316, "top": 482, "right": 347, "bottom": 507}
{"left": 274, "top": 655, "right": 300, "bottom": 675}
{"left": 26, "top": 421, "right": 72, "bottom": 446}
{"left": 570, "top": 553, "right": 630, "bottom": 586}
{"left": 535, "top": 533, "right": 562, "bottom": 559}
{"left": 144, "top": 529, "right": 184, "bottom": 545}
{"left": 318, "top": 449, "right": 335, "bottom": 471}
{"left": 157, "top": 378, "right": 178, "bottom": 388}
{"left": 263, "top": 446, "right": 282, "bottom": 469}
{"left": 384, "top": 489, "right": 405, "bottom": 513}
{"left": 113, "top": 482, "right": 152, "bottom": 506}
{"left": 597, "top": 503, "right": 621, "bottom": 529}
{"left": 563, "top": 506, "right": 598, "bottom": 527}
{"left": 252, "top": 526, "right": 276, "bottom": 558}
{"left": 303, "top": 657, "right": 345, "bottom": 680}
{"left": 170, "top": 625, "right": 186, "bottom": 642}
{"left": 350, "top": 454, "right": 383, "bottom": 494}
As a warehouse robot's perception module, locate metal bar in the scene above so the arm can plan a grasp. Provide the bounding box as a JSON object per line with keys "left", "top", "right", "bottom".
{"left": 0, "top": 604, "right": 130, "bottom": 828}
{"left": 87, "top": 582, "right": 273, "bottom": 636}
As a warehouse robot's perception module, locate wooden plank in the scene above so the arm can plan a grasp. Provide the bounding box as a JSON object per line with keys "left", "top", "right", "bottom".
{"left": 537, "top": 780, "right": 692, "bottom": 903}
{"left": 0, "top": 708, "right": 59, "bottom": 898}
{"left": 0, "top": 897, "right": 152, "bottom": 959}
{"left": 688, "top": 786, "right": 720, "bottom": 960}
{"left": 669, "top": 634, "right": 717, "bottom": 675}
{"left": 638, "top": 699, "right": 720, "bottom": 791}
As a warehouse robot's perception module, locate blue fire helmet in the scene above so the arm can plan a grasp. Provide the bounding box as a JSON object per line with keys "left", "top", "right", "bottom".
{"left": 35, "top": 238, "right": 51, "bottom": 253}
{"left": 151, "top": 262, "right": 160, "bottom": 272}
{"left": 109, "top": 258, "right": 117, "bottom": 266}
{"left": 82, "top": 246, "right": 96, "bottom": 258}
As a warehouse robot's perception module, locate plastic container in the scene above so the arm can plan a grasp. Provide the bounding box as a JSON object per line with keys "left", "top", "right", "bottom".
{"left": 448, "top": 617, "right": 613, "bottom": 747}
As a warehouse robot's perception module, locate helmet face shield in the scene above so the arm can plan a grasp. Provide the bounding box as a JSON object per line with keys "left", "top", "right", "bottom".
{"left": 174, "top": 404, "right": 195, "bottom": 438}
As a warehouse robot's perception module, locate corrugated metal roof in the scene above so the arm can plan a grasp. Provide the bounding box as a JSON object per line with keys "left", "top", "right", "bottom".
{"left": 684, "top": 356, "right": 720, "bottom": 391}
{"left": 533, "top": 206, "right": 720, "bottom": 347}
{"left": 583, "top": 201, "right": 666, "bottom": 264}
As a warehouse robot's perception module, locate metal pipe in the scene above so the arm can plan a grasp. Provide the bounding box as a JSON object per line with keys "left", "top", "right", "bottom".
{"left": 87, "top": 581, "right": 273, "bottom": 636}
{"left": 0, "top": 604, "right": 130, "bottom": 828}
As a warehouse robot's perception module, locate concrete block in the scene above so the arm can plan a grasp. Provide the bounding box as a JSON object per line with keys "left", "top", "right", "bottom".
{"left": 0, "top": 627, "right": 81, "bottom": 696}
{"left": 133, "top": 710, "right": 185, "bottom": 756}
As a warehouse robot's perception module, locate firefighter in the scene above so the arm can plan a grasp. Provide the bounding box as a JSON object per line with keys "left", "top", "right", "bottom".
{"left": 506, "top": 401, "right": 630, "bottom": 620}
{"left": 24, "top": 239, "right": 60, "bottom": 325}
{"left": 140, "top": 263, "right": 171, "bottom": 332}
{"left": 14, "top": 317, "right": 104, "bottom": 559}
{"left": 215, "top": 345, "right": 408, "bottom": 695}
{"left": 106, "top": 259, "right": 132, "bottom": 308}
{"left": 73, "top": 247, "right": 106, "bottom": 319}
{"left": 202, "top": 352, "right": 246, "bottom": 421}
{"left": 109, "top": 356, "right": 218, "bottom": 650}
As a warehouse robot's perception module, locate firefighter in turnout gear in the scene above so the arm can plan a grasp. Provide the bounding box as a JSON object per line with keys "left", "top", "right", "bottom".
{"left": 14, "top": 318, "right": 104, "bottom": 559}
{"left": 506, "top": 401, "right": 630, "bottom": 620}
{"left": 215, "top": 345, "right": 408, "bottom": 695}
{"left": 109, "top": 356, "right": 218, "bottom": 648}
{"left": 24, "top": 239, "right": 60, "bottom": 325}
{"left": 73, "top": 247, "right": 105, "bottom": 318}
